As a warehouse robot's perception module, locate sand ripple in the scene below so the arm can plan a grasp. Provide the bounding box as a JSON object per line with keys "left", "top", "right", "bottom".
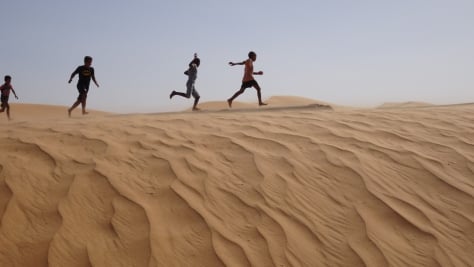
{"left": 1, "top": 104, "right": 473, "bottom": 266}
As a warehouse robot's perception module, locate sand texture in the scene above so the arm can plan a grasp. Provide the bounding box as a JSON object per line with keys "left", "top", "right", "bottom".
{"left": 0, "top": 97, "right": 473, "bottom": 267}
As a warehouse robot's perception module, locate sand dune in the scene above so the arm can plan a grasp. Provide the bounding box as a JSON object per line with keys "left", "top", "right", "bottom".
{"left": 189, "top": 96, "right": 333, "bottom": 112}
{"left": 0, "top": 103, "right": 111, "bottom": 122}
{"left": 377, "top": 101, "right": 434, "bottom": 109}
{"left": 264, "top": 95, "right": 333, "bottom": 107}
{"left": 0, "top": 100, "right": 473, "bottom": 267}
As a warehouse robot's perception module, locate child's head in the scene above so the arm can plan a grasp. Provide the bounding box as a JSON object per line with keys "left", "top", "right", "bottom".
{"left": 248, "top": 51, "right": 257, "bottom": 61}
{"left": 84, "top": 56, "right": 93, "bottom": 66}
{"left": 190, "top": 58, "right": 200, "bottom": 68}
{"left": 4, "top": 75, "right": 11, "bottom": 83}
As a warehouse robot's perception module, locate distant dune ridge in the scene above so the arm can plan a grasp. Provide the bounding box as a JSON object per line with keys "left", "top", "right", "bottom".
{"left": 377, "top": 101, "right": 434, "bottom": 109}
{"left": 0, "top": 96, "right": 473, "bottom": 267}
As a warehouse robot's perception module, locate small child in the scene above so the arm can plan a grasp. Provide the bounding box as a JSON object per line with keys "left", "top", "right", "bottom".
{"left": 68, "top": 56, "right": 99, "bottom": 117}
{"left": 0, "top": 75, "right": 19, "bottom": 120}
{"left": 170, "top": 53, "right": 201, "bottom": 111}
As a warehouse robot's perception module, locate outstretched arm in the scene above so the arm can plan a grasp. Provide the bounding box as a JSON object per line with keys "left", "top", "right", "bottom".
{"left": 228, "top": 61, "right": 245, "bottom": 66}
{"left": 253, "top": 71, "right": 264, "bottom": 75}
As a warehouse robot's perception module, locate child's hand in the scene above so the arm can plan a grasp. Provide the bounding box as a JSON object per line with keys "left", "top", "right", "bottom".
{"left": 68, "top": 79, "right": 72, "bottom": 83}
{"left": 228, "top": 62, "right": 235, "bottom": 66}
{"left": 15, "top": 95, "right": 18, "bottom": 100}
{"left": 257, "top": 71, "right": 264, "bottom": 75}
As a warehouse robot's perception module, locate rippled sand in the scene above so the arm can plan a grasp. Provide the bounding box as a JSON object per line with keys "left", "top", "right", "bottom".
{"left": 0, "top": 98, "right": 473, "bottom": 267}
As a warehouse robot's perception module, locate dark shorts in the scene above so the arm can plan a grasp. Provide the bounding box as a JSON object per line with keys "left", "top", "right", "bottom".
{"left": 77, "top": 85, "right": 89, "bottom": 101}
{"left": 1, "top": 95, "right": 8, "bottom": 105}
{"left": 241, "top": 80, "right": 260, "bottom": 89}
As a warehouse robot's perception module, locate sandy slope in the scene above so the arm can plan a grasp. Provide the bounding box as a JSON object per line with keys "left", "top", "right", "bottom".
{"left": 0, "top": 98, "right": 473, "bottom": 267}
{"left": 0, "top": 103, "right": 111, "bottom": 122}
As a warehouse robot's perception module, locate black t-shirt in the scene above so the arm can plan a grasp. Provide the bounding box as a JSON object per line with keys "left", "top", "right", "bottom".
{"left": 73, "top": 65, "right": 95, "bottom": 89}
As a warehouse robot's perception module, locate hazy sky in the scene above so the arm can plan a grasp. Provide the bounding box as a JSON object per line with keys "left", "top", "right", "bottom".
{"left": 1, "top": 0, "right": 473, "bottom": 112}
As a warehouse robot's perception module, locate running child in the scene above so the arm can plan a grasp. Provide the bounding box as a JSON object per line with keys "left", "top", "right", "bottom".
{"left": 0, "top": 75, "right": 19, "bottom": 120}
{"left": 68, "top": 56, "right": 99, "bottom": 117}
{"left": 170, "top": 53, "right": 201, "bottom": 111}
{"left": 227, "top": 51, "right": 267, "bottom": 108}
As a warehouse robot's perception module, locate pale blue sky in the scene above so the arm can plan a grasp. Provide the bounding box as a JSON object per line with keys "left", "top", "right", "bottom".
{"left": 1, "top": 0, "right": 473, "bottom": 112}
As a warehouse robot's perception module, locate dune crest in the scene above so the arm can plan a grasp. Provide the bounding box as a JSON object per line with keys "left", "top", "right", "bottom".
{"left": 190, "top": 95, "right": 333, "bottom": 112}
{"left": 0, "top": 103, "right": 111, "bottom": 122}
{"left": 377, "top": 101, "right": 433, "bottom": 109}
{"left": 0, "top": 102, "right": 473, "bottom": 266}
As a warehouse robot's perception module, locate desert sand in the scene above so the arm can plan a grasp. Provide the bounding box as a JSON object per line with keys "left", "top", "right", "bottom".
{"left": 0, "top": 96, "right": 473, "bottom": 267}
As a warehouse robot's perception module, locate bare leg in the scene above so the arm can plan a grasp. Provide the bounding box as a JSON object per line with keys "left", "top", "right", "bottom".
{"left": 227, "top": 88, "right": 245, "bottom": 108}
{"left": 192, "top": 96, "right": 200, "bottom": 111}
{"left": 254, "top": 84, "right": 267, "bottom": 106}
{"left": 172, "top": 92, "right": 188, "bottom": 98}
{"left": 68, "top": 100, "right": 81, "bottom": 117}
{"left": 81, "top": 98, "right": 88, "bottom": 115}
{"left": 6, "top": 105, "right": 11, "bottom": 120}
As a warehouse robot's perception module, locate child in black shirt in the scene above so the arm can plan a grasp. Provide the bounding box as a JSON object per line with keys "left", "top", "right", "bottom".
{"left": 68, "top": 56, "right": 100, "bottom": 117}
